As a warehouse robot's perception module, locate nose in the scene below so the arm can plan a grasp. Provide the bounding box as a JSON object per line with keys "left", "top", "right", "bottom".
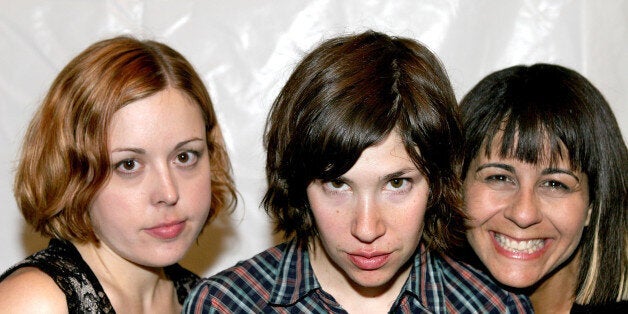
{"left": 504, "top": 186, "right": 542, "bottom": 228}
{"left": 351, "top": 196, "right": 385, "bottom": 243}
{"left": 151, "top": 165, "right": 179, "bottom": 206}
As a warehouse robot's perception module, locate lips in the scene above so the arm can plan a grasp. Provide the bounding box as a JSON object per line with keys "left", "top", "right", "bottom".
{"left": 348, "top": 252, "right": 391, "bottom": 270}
{"left": 145, "top": 221, "right": 186, "bottom": 240}
{"left": 492, "top": 232, "right": 549, "bottom": 259}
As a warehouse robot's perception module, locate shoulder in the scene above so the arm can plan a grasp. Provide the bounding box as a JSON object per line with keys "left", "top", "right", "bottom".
{"left": 197, "top": 243, "right": 286, "bottom": 292}
{"left": 184, "top": 242, "right": 292, "bottom": 313}
{"left": 1, "top": 239, "right": 115, "bottom": 313}
{"left": 0, "top": 267, "right": 68, "bottom": 313}
{"left": 213, "top": 241, "right": 288, "bottom": 282}
{"left": 430, "top": 252, "right": 532, "bottom": 313}
{"left": 1, "top": 239, "right": 81, "bottom": 278}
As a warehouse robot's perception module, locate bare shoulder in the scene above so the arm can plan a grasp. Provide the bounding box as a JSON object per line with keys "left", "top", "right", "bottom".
{"left": 0, "top": 267, "right": 68, "bottom": 314}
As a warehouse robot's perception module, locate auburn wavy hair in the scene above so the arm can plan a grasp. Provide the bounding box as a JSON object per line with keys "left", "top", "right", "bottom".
{"left": 14, "top": 36, "right": 236, "bottom": 242}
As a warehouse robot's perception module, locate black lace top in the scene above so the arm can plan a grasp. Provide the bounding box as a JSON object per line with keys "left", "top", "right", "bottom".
{"left": 0, "top": 238, "right": 200, "bottom": 313}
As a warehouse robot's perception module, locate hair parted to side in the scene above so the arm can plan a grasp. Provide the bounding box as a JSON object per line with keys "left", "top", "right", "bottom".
{"left": 14, "top": 36, "right": 237, "bottom": 242}
{"left": 263, "top": 30, "right": 465, "bottom": 254}
{"left": 460, "top": 63, "right": 627, "bottom": 304}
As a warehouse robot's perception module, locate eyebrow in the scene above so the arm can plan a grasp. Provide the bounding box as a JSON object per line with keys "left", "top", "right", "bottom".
{"left": 111, "top": 137, "right": 204, "bottom": 154}
{"left": 476, "top": 163, "right": 514, "bottom": 173}
{"left": 381, "top": 169, "right": 418, "bottom": 182}
{"left": 336, "top": 168, "right": 419, "bottom": 184}
{"left": 542, "top": 168, "right": 580, "bottom": 182}
{"left": 476, "top": 163, "right": 581, "bottom": 182}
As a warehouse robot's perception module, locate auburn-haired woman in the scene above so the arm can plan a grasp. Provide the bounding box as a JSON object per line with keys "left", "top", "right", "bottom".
{"left": 0, "top": 36, "right": 236, "bottom": 313}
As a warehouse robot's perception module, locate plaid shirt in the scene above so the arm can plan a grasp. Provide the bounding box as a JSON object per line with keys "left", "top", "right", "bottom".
{"left": 183, "top": 239, "right": 532, "bottom": 313}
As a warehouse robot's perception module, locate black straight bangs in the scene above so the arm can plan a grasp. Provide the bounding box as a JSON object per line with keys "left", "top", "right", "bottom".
{"left": 481, "top": 111, "right": 583, "bottom": 172}
{"left": 465, "top": 65, "right": 593, "bottom": 175}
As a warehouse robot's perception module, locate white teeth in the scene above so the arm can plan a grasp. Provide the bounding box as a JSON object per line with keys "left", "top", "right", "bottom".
{"left": 494, "top": 233, "right": 545, "bottom": 254}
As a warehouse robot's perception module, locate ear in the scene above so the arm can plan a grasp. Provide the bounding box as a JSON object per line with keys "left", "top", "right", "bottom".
{"left": 584, "top": 204, "right": 593, "bottom": 227}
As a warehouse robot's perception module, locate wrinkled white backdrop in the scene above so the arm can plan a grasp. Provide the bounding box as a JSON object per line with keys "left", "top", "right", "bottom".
{"left": 1, "top": 0, "right": 626, "bottom": 277}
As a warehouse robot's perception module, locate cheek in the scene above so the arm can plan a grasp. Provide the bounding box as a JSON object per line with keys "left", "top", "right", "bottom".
{"left": 89, "top": 189, "right": 136, "bottom": 234}
{"left": 187, "top": 175, "right": 212, "bottom": 203}
{"left": 93, "top": 184, "right": 134, "bottom": 213}
{"left": 399, "top": 193, "right": 428, "bottom": 230}
{"left": 307, "top": 194, "right": 346, "bottom": 239}
{"left": 181, "top": 163, "right": 212, "bottom": 209}
{"left": 310, "top": 203, "right": 345, "bottom": 237}
{"left": 463, "top": 184, "right": 502, "bottom": 227}
{"left": 549, "top": 199, "right": 590, "bottom": 237}
{"left": 463, "top": 190, "right": 487, "bottom": 226}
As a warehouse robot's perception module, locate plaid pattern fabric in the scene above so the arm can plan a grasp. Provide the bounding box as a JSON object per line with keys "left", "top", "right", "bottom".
{"left": 183, "top": 239, "right": 532, "bottom": 313}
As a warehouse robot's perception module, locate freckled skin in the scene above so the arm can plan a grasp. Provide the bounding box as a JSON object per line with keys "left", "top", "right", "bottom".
{"left": 307, "top": 132, "right": 429, "bottom": 297}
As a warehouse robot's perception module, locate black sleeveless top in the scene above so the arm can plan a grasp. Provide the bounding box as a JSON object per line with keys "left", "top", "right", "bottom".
{"left": 571, "top": 301, "right": 628, "bottom": 313}
{"left": 0, "top": 238, "right": 200, "bottom": 313}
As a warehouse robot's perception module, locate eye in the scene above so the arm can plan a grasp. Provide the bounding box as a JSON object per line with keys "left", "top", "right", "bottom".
{"left": 329, "top": 180, "right": 347, "bottom": 189}
{"left": 178, "top": 153, "right": 189, "bottom": 163}
{"left": 541, "top": 180, "right": 569, "bottom": 191}
{"left": 114, "top": 159, "right": 141, "bottom": 174}
{"left": 174, "top": 151, "right": 199, "bottom": 166}
{"left": 485, "top": 174, "right": 511, "bottom": 182}
{"left": 385, "top": 178, "right": 411, "bottom": 191}
{"left": 323, "top": 179, "right": 350, "bottom": 192}
{"left": 479, "top": 172, "right": 517, "bottom": 191}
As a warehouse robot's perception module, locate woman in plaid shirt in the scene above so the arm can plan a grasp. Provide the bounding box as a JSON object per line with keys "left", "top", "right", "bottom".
{"left": 184, "top": 31, "right": 532, "bottom": 313}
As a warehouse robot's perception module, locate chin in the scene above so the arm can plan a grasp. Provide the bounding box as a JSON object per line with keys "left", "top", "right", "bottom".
{"left": 137, "top": 247, "right": 188, "bottom": 268}
{"left": 348, "top": 268, "right": 400, "bottom": 290}
{"left": 138, "top": 255, "right": 184, "bottom": 268}
{"left": 353, "top": 276, "right": 389, "bottom": 288}
{"left": 490, "top": 270, "right": 539, "bottom": 289}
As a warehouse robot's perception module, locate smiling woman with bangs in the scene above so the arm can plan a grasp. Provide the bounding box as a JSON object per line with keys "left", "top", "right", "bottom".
{"left": 460, "top": 63, "right": 628, "bottom": 313}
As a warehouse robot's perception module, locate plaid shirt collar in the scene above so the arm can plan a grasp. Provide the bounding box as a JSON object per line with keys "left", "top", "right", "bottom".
{"left": 267, "top": 239, "right": 433, "bottom": 309}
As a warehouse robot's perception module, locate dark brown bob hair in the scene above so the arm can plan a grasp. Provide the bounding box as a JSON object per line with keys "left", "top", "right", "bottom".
{"left": 263, "top": 30, "right": 465, "bottom": 253}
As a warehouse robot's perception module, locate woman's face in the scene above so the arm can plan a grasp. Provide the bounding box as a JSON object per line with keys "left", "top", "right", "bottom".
{"left": 463, "top": 141, "right": 591, "bottom": 288}
{"left": 88, "top": 87, "right": 212, "bottom": 268}
{"left": 306, "top": 131, "right": 429, "bottom": 295}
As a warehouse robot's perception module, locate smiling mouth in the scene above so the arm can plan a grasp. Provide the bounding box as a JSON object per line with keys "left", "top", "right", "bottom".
{"left": 494, "top": 233, "right": 546, "bottom": 254}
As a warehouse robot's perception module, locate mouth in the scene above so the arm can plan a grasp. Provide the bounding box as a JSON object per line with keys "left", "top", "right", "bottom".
{"left": 348, "top": 252, "right": 391, "bottom": 270}
{"left": 145, "top": 221, "right": 186, "bottom": 240}
{"left": 493, "top": 233, "right": 546, "bottom": 254}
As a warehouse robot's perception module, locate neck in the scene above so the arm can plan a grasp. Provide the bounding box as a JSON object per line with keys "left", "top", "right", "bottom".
{"left": 528, "top": 253, "right": 580, "bottom": 314}
{"left": 308, "top": 238, "right": 412, "bottom": 313}
{"left": 73, "top": 241, "right": 179, "bottom": 313}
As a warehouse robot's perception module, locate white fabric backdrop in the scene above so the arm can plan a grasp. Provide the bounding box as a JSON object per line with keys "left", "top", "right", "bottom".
{"left": 1, "top": 0, "right": 626, "bottom": 277}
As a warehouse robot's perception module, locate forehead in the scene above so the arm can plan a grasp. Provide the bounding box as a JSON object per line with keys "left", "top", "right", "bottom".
{"left": 108, "top": 88, "right": 205, "bottom": 146}
{"left": 335, "top": 131, "right": 421, "bottom": 187}
{"left": 356, "top": 131, "right": 412, "bottom": 163}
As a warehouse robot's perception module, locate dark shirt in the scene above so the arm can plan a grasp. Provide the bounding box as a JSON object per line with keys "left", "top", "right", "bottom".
{"left": 571, "top": 300, "right": 628, "bottom": 313}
